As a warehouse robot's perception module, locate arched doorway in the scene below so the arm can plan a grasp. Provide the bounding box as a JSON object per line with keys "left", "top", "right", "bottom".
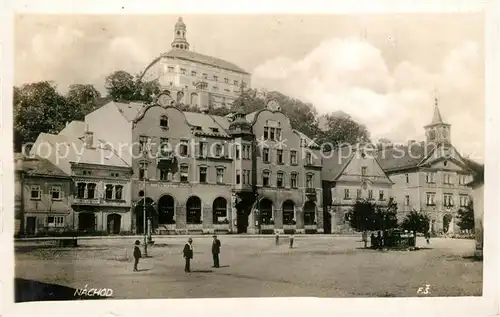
{"left": 107, "top": 214, "right": 121, "bottom": 234}
{"left": 304, "top": 201, "right": 316, "bottom": 225}
{"left": 135, "top": 197, "right": 157, "bottom": 234}
{"left": 213, "top": 197, "right": 228, "bottom": 224}
{"left": 190, "top": 93, "right": 198, "bottom": 106}
{"left": 78, "top": 213, "right": 96, "bottom": 233}
{"left": 158, "top": 195, "right": 175, "bottom": 224}
{"left": 186, "top": 196, "right": 202, "bottom": 224}
{"left": 282, "top": 200, "right": 295, "bottom": 225}
{"left": 443, "top": 214, "right": 453, "bottom": 233}
{"left": 259, "top": 198, "right": 273, "bottom": 225}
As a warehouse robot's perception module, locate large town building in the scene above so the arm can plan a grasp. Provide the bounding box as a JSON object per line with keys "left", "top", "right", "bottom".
{"left": 377, "top": 99, "right": 476, "bottom": 234}
{"left": 72, "top": 93, "right": 324, "bottom": 235}
{"left": 140, "top": 17, "right": 251, "bottom": 110}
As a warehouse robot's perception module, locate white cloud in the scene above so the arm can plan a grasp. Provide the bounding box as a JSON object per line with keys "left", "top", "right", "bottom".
{"left": 251, "top": 38, "right": 484, "bottom": 161}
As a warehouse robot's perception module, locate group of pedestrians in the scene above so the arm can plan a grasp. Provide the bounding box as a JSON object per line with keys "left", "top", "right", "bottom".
{"left": 132, "top": 235, "right": 222, "bottom": 273}
{"left": 275, "top": 232, "right": 295, "bottom": 248}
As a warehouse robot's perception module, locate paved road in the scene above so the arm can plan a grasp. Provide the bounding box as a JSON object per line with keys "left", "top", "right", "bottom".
{"left": 14, "top": 236, "right": 482, "bottom": 299}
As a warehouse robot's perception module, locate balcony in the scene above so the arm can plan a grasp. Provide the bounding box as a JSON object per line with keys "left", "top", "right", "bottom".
{"left": 305, "top": 188, "right": 316, "bottom": 196}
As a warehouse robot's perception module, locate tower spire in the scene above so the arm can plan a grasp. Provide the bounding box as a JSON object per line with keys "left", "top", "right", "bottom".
{"left": 171, "top": 17, "right": 190, "bottom": 50}
{"left": 430, "top": 90, "right": 444, "bottom": 125}
{"left": 424, "top": 90, "right": 451, "bottom": 144}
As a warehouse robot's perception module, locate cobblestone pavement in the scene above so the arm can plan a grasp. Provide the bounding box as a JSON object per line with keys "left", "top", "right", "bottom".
{"left": 14, "top": 236, "right": 482, "bottom": 299}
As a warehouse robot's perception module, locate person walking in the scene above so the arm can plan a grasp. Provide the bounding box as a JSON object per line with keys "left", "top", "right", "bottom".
{"left": 183, "top": 238, "right": 194, "bottom": 273}
{"left": 424, "top": 231, "right": 431, "bottom": 245}
{"left": 362, "top": 231, "right": 368, "bottom": 248}
{"left": 133, "top": 240, "right": 141, "bottom": 272}
{"left": 211, "top": 235, "right": 221, "bottom": 268}
{"left": 289, "top": 233, "right": 295, "bottom": 249}
{"left": 275, "top": 231, "right": 280, "bottom": 246}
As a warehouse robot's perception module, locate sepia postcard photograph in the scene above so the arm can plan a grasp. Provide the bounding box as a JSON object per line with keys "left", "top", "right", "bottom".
{"left": 1, "top": 1, "right": 499, "bottom": 317}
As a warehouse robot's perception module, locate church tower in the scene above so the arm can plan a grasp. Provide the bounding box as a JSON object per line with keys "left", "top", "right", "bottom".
{"left": 171, "top": 17, "right": 190, "bottom": 50}
{"left": 424, "top": 96, "right": 451, "bottom": 144}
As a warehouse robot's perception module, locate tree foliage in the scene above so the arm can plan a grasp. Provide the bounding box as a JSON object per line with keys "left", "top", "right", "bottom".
{"left": 104, "top": 70, "right": 161, "bottom": 103}
{"left": 317, "top": 111, "right": 371, "bottom": 151}
{"left": 14, "top": 81, "right": 82, "bottom": 145}
{"left": 66, "top": 84, "right": 101, "bottom": 117}
{"left": 348, "top": 199, "right": 398, "bottom": 232}
{"left": 401, "top": 211, "right": 430, "bottom": 234}
{"left": 457, "top": 201, "right": 475, "bottom": 231}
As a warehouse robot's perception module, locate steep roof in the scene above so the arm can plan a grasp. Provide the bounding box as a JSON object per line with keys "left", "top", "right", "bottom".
{"left": 376, "top": 142, "right": 436, "bottom": 171}
{"left": 321, "top": 146, "right": 356, "bottom": 181}
{"left": 17, "top": 154, "right": 70, "bottom": 178}
{"left": 162, "top": 49, "right": 250, "bottom": 75}
{"left": 59, "top": 121, "right": 85, "bottom": 138}
{"left": 184, "top": 111, "right": 230, "bottom": 137}
{"left": 113, "top": 101, "right": 144, "bottom": 122}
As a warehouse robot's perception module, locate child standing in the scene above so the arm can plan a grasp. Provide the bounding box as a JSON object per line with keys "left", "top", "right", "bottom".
{"left": 133, "top": 240, "right": 142, "bottom": 272}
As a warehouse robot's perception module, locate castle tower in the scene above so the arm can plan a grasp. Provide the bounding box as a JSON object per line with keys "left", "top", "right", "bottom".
{"left": 424, "top": 96, "right": 451, "bottom": 144}
{"left": 171, "top": 17, "right": 190, "bottom": 50}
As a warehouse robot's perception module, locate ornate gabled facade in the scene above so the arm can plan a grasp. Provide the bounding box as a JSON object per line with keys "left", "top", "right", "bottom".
{"left": 377, "top": 99, "right": 476, "bottom": 235}
{"left": 322, "top": 144, "right": 393, "bottom": 233}
{"left": 140, "top": 17, "right": 251, "bottom": 110}
{"left": 73, "top": 91, "right": 323, "bottom": 235}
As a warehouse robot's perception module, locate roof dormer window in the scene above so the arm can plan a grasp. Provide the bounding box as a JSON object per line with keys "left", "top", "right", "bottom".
{"left": 210, "top": 128, "right": 219, "bottom": 133}
{"left": 160, "top": 115, "right": 169, "bottom": 129}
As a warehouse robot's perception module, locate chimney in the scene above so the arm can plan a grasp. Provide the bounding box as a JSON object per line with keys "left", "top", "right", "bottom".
{"left": 83, "top": 125, "right": 93, "bottom": 148}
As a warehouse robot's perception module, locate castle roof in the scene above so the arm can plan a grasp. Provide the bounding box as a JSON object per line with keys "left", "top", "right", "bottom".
{"left": 162, "top": 49, "right": 250, "bottom": 75}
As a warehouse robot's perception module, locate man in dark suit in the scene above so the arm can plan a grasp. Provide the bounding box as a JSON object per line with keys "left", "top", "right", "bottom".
{"left": 183, "top": 238, "right": 193, "bottom": 273}
{"left": 211, "top": 235, "right": 221, "bottom": 268}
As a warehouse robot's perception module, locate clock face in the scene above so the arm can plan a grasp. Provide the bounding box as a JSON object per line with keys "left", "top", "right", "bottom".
{"left": 266, "top": 100, "right": 281, "bottom": 112}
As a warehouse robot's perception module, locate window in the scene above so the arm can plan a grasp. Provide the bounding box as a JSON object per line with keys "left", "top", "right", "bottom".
{"left": 110, "top": 172, "right": 119, "bottom": 177}
{"left": 276, "top": 128, "right": 282, "bottom": 141}
{"left": 234, "top": 80, "right": 239, "bottom": 85}
{"left": 215, "top": 144, "right": 223, "bottom": 157}
{"left": 426, "top": 172, "right": 436, "bottom": 183}
{"left": 426, "top": 193, "right": 436, "bottom": 206}
{"left": 379, "top": 190, "right": 385, "bottom": 201}
{"left": 368, "top": 190, "right": 373, "bottom": 200}
{"left": 191, "top": 71, "right": 197, "bottom": 77}
{"left": 244, "top": 170, "right": 251, "bottom": 185}
{"left": 180, "top": 165, "right": 189, "bottom": 182}
{"left": 361, "top": 166, "right": 367, "bottom": 176}
{"left": 263, "top": 148, "right": 270, "bottom": 162}
{"left": 199, "top": 142, "right": 207, "bottom": 157}
{"left": 180, "top": 68, "right": 186, "bottom": 75}
{"left": 87, "top": 183, "right": 96, "bottom": 199}
{"left": 199, "top": 167, "right": 208, "bottom": 183}
{"left": 405, "top": 173, "right": 409, "bottom": 183}
{"left": 139, "top": 136, "right": 148, "bottom": 152}
{"left": 263, "top": 171, "right": 270, "bottom": 187}
{"left": 115, "top": 185, "right": 123, "bottom": 200}
{"left": 306, "top": 152, "right": 312, "bottom": 165}
{"left": 443, "top": 194, "right": 454, "bottom": 207}
{"left": 77, "top": 183, "right": 86, "bottom": 198}
{"left": 443, "top": 174, "right": 452, "bottom": 184}
{"left": 306, "top": 174, "right": 313, "bottom": 188}
{"left": 224, "top": 77, "right": 229, "bottom": 84}
{"left": 264, "top": 127, "right": 269, "bottom": 140}
{"left": 405, "top": 195, "right": 410, "bottom": 206}
{"left": 356, "top": 189, "right": 362, "bottom": 199}
{"left": 344, "top": 189, "right": 350, "bottom": 199}
{"left": 213, "top": 75, "right": 218, "bottom": 82}
{"left": 290, "top": 151, "right": 297, "bottom": 165}
{"left": 168, "top": 66, "right": 174, "bottom": 73}
{"left": 277, "top": 149, "right": 283, "bottom": 164}
{"left": 105, "top": 185, "right": 114, "bottom": 199}
{"left": 213, "top": 86, "right": 218, "bottom": 91}
{"left": 459, "top": 175, "right": 468, "bottom": 185}
{"left": 139, "top": 167, "right": 146, "bottom": 180}
{"left": 217, "top": 168, "right": 224, "bottom": 184}
{"left": 235, "top": 145, "right": 240, "bottom": 159}
{"left": 270, "top": 128, "right": 275, "bottom": 140}
{"left": 47, "top": 216, "right": 64, "bottom": 228}
{"left": 277, "top": 172, "right": 284, "bottom": 188}
{"left": 30, "top": 185, "right": 41, "bottom": 200}
{"left": 180, "top": 140, "right": 188, "bottom": 156}
{"left": 160, "top": 169, "right": 169, "bottom": 181}
{"left": 460, "top": 195, "right": 469, "bottom": 207}
{"left": 291, "top": 173, "right": 298, "bottom": 188}
{"left": 202, "top": 73, "right": 208, "bottom": 79}
{"left": 49, "top": 185, "right": 61, "bottom": 200}
{"left": 160, "top": 115, "right": 169, "bottom": 128}
{"left": 236, "top": 170, "right": 241, "bottom": 184}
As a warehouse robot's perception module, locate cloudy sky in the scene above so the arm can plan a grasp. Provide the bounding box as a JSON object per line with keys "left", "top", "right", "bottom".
{"left": 14, "top": 14, "right": 484, "bottom": 161}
